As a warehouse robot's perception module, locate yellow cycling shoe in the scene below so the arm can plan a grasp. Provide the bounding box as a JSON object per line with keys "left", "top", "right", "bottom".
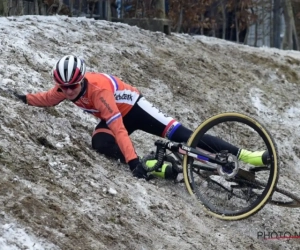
{"left": 145, "top": 159, "right": 177, "bottom": 179}
{"left": 238, "top": 149, "right": 270, "bottom": 166}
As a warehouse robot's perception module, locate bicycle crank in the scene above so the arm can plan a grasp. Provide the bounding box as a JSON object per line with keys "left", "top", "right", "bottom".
{"left": 217, "top": 153, "right": 239, "bottom": 179}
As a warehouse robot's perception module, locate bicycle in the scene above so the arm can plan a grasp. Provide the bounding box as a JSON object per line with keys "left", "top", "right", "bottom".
{"left": 140, "top": 112, "right": 300, "bottom": 220}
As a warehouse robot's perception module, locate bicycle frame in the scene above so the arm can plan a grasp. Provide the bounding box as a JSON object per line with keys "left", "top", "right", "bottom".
{"left": 143, "top": 139, "right": 241, "bottom": 179}
{"left": 154, "top": 140, "right": 227, "bottom": 166}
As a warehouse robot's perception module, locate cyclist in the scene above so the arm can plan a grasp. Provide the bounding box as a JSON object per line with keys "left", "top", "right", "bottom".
{"left": 13, "top": 55, "right": 268, "bottom": 180}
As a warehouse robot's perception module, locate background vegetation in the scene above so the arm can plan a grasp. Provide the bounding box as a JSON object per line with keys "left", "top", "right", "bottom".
{"left": 0, "top": 0, "right": 299, "bottom": 50}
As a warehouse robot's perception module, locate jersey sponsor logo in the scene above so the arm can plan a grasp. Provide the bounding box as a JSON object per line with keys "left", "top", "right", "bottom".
{"left": 114, "top": 93, "right": 133, "bottom": 101}
{"left": 114, "top": 90, "right": 139, "bottom": 105}
{"left": 100, "top": 96, "right": 113, "bottom": 113}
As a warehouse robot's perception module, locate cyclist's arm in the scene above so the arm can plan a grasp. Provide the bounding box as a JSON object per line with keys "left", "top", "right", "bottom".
{"left": 26, "top": 85, "right": 65, "bottom": 107}
{"left": 93, "top": 89, "right": 138, "bottom": 163}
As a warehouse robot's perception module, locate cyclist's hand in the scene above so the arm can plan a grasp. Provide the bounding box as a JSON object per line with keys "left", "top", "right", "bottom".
{"left": 132, "top": 162, "right": 149, "bottom": 179}
{"left": 129, "top": 158, "right": 153, "bottom": 180}
{"left": 13, "top": 91, "right": 27, "bottom": 103}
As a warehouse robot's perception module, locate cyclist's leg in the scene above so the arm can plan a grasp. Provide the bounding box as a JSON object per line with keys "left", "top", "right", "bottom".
{"left": 123, "top": 96, "right": 179, "bottom": 137}
{"left": 127, "top": 96, "right": 239, "bottom": 153}
{"left": 92, "top": 120, "right": 134, "bottom": 163}
{"left": 170, "top": 122, "right": 269, "bottom": 166}
{"left": 129, "top": 96, "right": 267, "bottom": 166}
{"left": 171, "top": 125, "right": 239, "bottom": 154}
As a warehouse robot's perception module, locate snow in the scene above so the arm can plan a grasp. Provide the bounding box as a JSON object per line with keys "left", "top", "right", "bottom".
{"left": 0, "top": 219, "right": 59, "bottom": 250}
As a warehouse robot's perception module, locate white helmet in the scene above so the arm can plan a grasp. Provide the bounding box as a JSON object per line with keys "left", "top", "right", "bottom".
{"left": 52, "top": 55, "right": 86, "bottom": 86}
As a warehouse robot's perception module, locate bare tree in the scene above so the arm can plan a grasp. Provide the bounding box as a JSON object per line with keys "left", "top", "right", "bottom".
{"left": 38, "top": 0, "right": 46, "bottom": 15}
{"left": 33, "top": 0, "right": 39, "bottom": 14}
{"left": 69, "top": 0, "right": 73, "bottom": 15}
{"left": 87, "top": 0, "right": 99, "bottom": 18}
{"left": 155, "top": 0, "right": 165, "bottom": 18}
{"left": 272, "top": 0, "right": 281, "bottom": 48}
{"left": 291, "top": 0, "right": 300, "bottom": 49}
{"left": 200, "top": 12, "right": 204, "bottom": 35}
{"left": 17, "top": 0, "right": 23, "bottom": 15}
{"left": 221, "top": 0, "right": 227, "bottom": 39}
{"left": 78, "top": 0, "right": 83, "bottom": 16}
{"left": 253, "top": 3, "right": 258, "bottom": 46}
{"left": 210, "top": 2, "right": 216, "bottom": 37}
{"left": 282, "top": 0, "right": 298, "bottom": 50}
{"left": 46, "top": 0, "right": 63, "bottom": 14}
{"left": 261, "top": 0, "right": 266, "bottom": 45}
{"left": 8, "top": 0, "right": 13, "bottom": 15}
{"left": 0, "top": 0, "right": 8, "bottom": 15}
{"left": 234, "top": 0, "right": 239, "bottom": 43}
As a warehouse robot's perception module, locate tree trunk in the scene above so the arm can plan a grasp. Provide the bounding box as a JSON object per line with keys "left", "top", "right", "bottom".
{"left": 90, "top": 0, "right": 99, "bottom": 18}
{"left": 33, "top": 0, "right": 39, "bottom": 14}
{"left": 200, "top": 13, "right": 204, "bottom": 35}
{"left": 69, "top": 0, "right": 73, "bottom": 16}
{"left": 269, "top": 0, "right": 273, "bottom": 47}
{"left": 272, "top": 0, "right": 282, "bottom": 49}
{"left": 89, "top": 2, "right": 94, "bottom": 17}
{"left": 262, "top": 0, "right": 265, "bottom": 46}
{"left": 106, "top": 0, "right": 111, "bottom": 20}
{"left": 221, "top": 0, "right": 226, "bottom": 39}
{"left": 155, "top": 0, "right": 165, "bottom": 18}
{"left": 176, "top": 7, "right": 183, "bottom": 33}
{"left": 78, "top": 0, "right": 82, "bottom": 16}
{"left": 40, "top": 0, "right": 46, "bottom": 15}
{"left": 56, "top": 0, "right": 63, "bottom": 14}
{"left": 8, "top": 0, "right": 13, "bottom": 15}
{"left": 291, "top": 0, "right": 300, "bottom": 50}
{"left": 134, "top": 0, "right": 138, "bottom": 17}
{"left": 19, "top": 0, "right": 23, "bottom": 15}
{"left": 254, "top": 5, "right": 258, "bottom": 47}
{"left": 244, "top": 26, "right": 249, "bottom": 45}
{"left": 282, "top": 0, "right": 297, "bottom": 50}
{"left": 0, "top": 0, "right": 6, "bottom": 15}
{"left": 235, "top": 2, "right": 239, "bottom": 43}
{"left": 0, "top": 1, "right": 3, "bottom": 15}
{"left": 210, "top": 6, "right": 215, "bottom": 37}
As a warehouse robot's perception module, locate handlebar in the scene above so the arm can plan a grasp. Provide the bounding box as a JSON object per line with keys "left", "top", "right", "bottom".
{"left": 141, "top": 140, "right": 182, "bottom": 173}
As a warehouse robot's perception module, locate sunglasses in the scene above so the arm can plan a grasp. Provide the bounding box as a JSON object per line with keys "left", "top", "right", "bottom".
{"left": 59, "top": 83, "right": 81, "bottom": 91}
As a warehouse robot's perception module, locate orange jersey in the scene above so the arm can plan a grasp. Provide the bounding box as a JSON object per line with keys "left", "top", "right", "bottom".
{"left": 26, "top": 72, "right": 141, "bottom": 163}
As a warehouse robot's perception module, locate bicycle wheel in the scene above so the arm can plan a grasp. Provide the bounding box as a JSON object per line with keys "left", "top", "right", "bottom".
{"left": 182, "top": 112, "right": 279, "bottom": 220}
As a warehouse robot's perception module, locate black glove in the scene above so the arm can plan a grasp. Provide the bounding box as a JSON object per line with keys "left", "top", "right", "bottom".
{"left": 13, "top": 92, "right": 27, "bottom": 104}
{"left": 128, "top": 158, "right": 151, "bottom": 180}
{"left": 132, "top": 163, "right": 149, "bottom": 179}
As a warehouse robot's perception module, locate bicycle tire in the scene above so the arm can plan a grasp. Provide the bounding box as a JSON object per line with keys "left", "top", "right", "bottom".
{"left": 182, "top": 112, "right": 279, "bottom": 220}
